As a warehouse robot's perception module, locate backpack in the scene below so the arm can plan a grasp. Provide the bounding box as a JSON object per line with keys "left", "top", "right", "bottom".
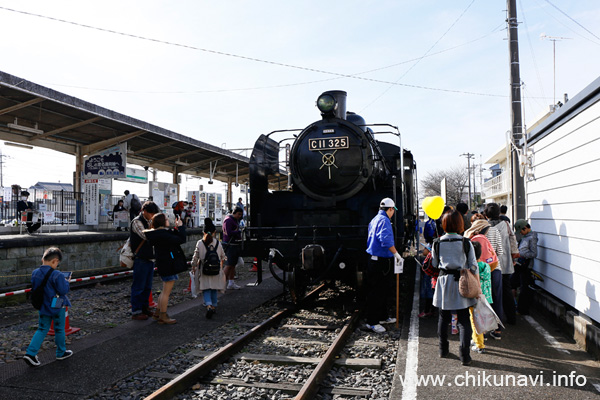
{"left": 130, "top": 195, "right": 141, "bottom": 213}
{"left": 471, "top": 234, "right": 499, "bottom": 271}
{"left": 433, "top": 236, "right": 471, "bottom": 265}
{"left": 31, "top": 268, "right": 54, "bottom": 310}
{"left": 423, "top": 219, "right": 437, "bottom": 243}
{"left": 202, "top": 240, "right": 221, "bottom": 276}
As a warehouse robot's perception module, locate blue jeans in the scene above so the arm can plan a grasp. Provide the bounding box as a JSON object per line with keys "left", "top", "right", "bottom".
{"left": 26, "top": 308, "right": 66, "bottom": 357}
{"left": 131, "top": 258, "right": 155, "bottom": 314}
{"left": 203, "top": 289, "right": 218, "bottom": 307}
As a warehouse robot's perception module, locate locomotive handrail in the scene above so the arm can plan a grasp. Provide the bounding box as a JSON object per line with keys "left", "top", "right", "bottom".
{"left": 358, "top": 123, "right": 400, "bottom": 135}
{"left": 265, "top": 128, "right": 303, "bottom": 138}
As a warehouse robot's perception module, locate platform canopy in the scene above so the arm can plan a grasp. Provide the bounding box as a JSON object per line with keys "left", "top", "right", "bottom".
{"left": 0, "top": 70, "right": 270, "bottom": 192}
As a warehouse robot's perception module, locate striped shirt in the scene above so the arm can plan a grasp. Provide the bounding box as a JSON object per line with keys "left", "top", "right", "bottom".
{"left": 484, "top": 226, "right": 504, "bottom": 272}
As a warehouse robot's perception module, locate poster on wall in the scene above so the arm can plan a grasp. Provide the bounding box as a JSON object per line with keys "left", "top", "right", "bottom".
{"left": 152, "top": 189, "right": 164, "bottom": 210}
{"left": 187, "top": 191, "right": 200, "bottom": 227}
{"left": 215, "top": 193, "right": 223, "bottom": 225}
{"left": 99, "top": 179, "right": 112, "bottom": 217}
{"left": 84, "top": 143, "right": 127, "bottom": 179}
{"left": 83, "top": 179, "right": 99, "bottom": 225}
{"left": 113, "top": 211, "right": 129, "bottom": 228}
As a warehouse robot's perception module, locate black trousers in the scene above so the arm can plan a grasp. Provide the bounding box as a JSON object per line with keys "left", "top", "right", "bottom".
{"left": 365, "top": 257, "right": 392, "bottom": 325}
{"left": 511, "top": 261, "right": 533, "bottom": 314}
{"left": 502, "top": 274, "right": 517, "bottom": 324}
{"left": 438, "top": 308, "right": 472, "bottom": 362}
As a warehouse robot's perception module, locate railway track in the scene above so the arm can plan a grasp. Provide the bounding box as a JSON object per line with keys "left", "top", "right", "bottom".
{"left": 142, "top": 284, "right": 391, "bottom": 399}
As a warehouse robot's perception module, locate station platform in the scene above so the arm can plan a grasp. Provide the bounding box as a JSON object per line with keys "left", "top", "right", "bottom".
{"left": 0, "top": 274, "right": 283, "bottom": 399}
{"left": 390, "top": 273, "right": 600, "bottom": 399}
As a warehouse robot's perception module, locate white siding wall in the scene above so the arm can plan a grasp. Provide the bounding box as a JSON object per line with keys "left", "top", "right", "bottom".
{"left": 527, "top": 99, "right": 600, "bottom": 323}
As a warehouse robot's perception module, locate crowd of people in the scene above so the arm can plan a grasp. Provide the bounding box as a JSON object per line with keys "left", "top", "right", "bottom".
{"left": 23, "top": 192, "right": 537, "bottom": 368}
{"left": 23, "top": 195, "right": 249, "bottom": 367}
{"left": 420, "top": 201, "right": 538, "bottom": 365}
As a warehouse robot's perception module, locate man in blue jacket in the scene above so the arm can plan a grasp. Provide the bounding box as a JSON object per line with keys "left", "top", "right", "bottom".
{"left": 23, "top": 247, "right": 73, "bottom": 367}
{"left": 365, "top": 198, "right": 403, "bottom": 333}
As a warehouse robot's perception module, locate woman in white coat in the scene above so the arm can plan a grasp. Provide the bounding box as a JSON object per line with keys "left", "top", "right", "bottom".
{"left": 191, "top": 218, "right": 226, "bottom": 318}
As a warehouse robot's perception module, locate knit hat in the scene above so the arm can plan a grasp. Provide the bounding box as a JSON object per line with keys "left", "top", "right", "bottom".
{"left": 203, "top": 218, "right": 216, "bottom": 234}
{"left": 514, "top": 219, "right": 528, "bottom": 232}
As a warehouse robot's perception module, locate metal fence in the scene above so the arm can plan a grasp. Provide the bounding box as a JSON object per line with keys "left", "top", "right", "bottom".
{"left": 0, "top": 189, "right": 83, "bottom": 225}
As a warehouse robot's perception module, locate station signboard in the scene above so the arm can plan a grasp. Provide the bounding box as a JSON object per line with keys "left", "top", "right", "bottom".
{"left": 83, "top": 179, "right": 99, "bottom": 225}
{"left": 84, "top": 143, "right": 127, "bottom": 179}
{"left": 119, "top": 167, "right": 148, "bottom": 184}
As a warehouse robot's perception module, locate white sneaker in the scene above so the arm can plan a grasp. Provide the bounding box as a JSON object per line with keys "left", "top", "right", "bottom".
{"left": 379, "top": 317, "right": 396, "bottom": 324}
{"left": 23, "top": 354, "right": 41, "bottom": 367}
{"left": 56, "top": 350, "right": 73, "bottom": 360}
{"left": 227, "top": 282, "right": 241, "bottom": 290}
{"left": 366, "top": 323, "right": 386, "bottom": 333}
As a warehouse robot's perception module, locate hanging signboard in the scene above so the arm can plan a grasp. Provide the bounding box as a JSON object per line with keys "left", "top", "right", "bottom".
{"left": 118, "top": 167, "right": 148, "bottom": 184}
{"left": 84, "top": 143, "right": 127, "bottom": 179}
{"left": 83, "top": 179, "right": 99, "bottom": 225}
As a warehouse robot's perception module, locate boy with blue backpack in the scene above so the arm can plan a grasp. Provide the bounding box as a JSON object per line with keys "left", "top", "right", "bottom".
{"left": 23, "top": 247, "right": 73, "bottom": 367}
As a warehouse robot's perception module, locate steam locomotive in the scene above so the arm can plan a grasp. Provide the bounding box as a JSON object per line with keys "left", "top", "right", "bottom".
{"left": 245, "top": 90, "right": 417, "bottom": 301}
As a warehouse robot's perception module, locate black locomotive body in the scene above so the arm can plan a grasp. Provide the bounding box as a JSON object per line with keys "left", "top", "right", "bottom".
{"left": 246, "top": 90, "right": 417, "bottom": 301}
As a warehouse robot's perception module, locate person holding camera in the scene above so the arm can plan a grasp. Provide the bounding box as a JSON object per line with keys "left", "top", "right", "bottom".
{"left": 144, "top": 213, "right": 187, "bottom": 324}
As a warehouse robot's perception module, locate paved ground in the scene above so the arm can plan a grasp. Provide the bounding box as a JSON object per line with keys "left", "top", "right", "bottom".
{"left": 390, "top": 272, "right": 600, "bottom": 400}
{"left": 0, "top": 273, "right": 283, "bottom": 399}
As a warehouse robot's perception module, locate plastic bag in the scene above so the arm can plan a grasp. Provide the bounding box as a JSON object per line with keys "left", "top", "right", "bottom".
{"left": 119, "top": 239, "right": 134, "bottom": 269}
{"left": 189, "top": 270, "right": 199, "bottom": 298}
{"left": 472, "top": 294, "right": 504, "bottom": 334}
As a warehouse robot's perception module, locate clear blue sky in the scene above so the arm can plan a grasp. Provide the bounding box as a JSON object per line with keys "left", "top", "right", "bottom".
{"left": 1, "top": 1, "right": 599, "bottom": 197}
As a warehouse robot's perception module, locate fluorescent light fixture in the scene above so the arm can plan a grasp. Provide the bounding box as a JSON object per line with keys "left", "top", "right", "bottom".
{"left": 174, "top": 160, "right": 189, "bottom": 166}
{"left": 4, "top": 141, "right": 34, "bottom": 150}
{"left": 7, "top": 119, "right": 44, "bottom": 135}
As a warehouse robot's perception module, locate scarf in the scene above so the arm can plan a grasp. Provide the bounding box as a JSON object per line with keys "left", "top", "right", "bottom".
{"left": 463, "top": 219, "right": 490, "bottom": 239}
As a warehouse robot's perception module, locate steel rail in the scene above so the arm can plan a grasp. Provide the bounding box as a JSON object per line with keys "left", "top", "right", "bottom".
{"left": 294, "top": 309, "right": 362, "bottom": 400}
{"left": 144, "top": 283, "right": 326, "bottom": 400}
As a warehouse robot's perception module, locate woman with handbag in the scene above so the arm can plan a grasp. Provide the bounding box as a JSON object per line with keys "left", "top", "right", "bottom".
{"left": 144, "top": 213, "right": 187, "bottom": 325}
{"left": 191, "top": 218, "right": 226, "bottom": 319}
{"left": 432, "top": 210, "right": 479, "bottom": 366}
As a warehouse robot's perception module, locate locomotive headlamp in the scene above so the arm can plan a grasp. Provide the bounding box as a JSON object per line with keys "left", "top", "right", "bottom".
{"left": 317, "top": 94, "right": 336, "bottom": 114}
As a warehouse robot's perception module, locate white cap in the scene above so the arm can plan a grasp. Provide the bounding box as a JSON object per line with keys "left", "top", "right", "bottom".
{"left": 380, "top": 197, "right": 397, "bottom": 210}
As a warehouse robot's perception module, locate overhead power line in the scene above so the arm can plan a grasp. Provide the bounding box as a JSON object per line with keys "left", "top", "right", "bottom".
{"left": 544, "top": 0, "right": 600, "bottom": 42}
{"left": 44, "top": 28, "right": 506, "bottom": 96}
{"left": 361, "top": 0, "right": 477, "bottom": 112}
{"left": 0, "top": 6, "right": 505, "bottom": 98}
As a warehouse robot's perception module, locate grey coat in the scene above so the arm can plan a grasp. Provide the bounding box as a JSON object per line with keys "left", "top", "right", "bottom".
{"left": 519, "top": 231, "right": 538, "bottom": 260}
{"left": 489, "top": 219, "right": 518, "bottom": 275}
{"left": 432, "top": 233, "right": 479, "bottom": 310}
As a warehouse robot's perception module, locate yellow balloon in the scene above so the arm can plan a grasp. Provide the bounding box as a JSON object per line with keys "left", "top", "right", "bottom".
{"left": 422, "top": 196, "right": 445, "bottom": 220}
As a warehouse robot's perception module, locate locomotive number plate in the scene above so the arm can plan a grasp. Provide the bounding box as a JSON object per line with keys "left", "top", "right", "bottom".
{"left": 309, "top": 136, "right": 349, "bottom": 152}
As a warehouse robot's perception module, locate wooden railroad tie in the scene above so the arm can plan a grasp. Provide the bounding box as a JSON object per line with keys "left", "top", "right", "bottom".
{"left": 146, "top": 373, "right": 373, "bottom": 396}
{"left": 187, "top": 349, "right": 381, "bottom": 370}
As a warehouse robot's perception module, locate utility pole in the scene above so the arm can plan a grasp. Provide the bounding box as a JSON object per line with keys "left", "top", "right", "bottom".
{"left": 461, "top": 153, "right": 475, "bottom": 209}
{"left": 507, "top": 0, "right": 526, "bottom": 221}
